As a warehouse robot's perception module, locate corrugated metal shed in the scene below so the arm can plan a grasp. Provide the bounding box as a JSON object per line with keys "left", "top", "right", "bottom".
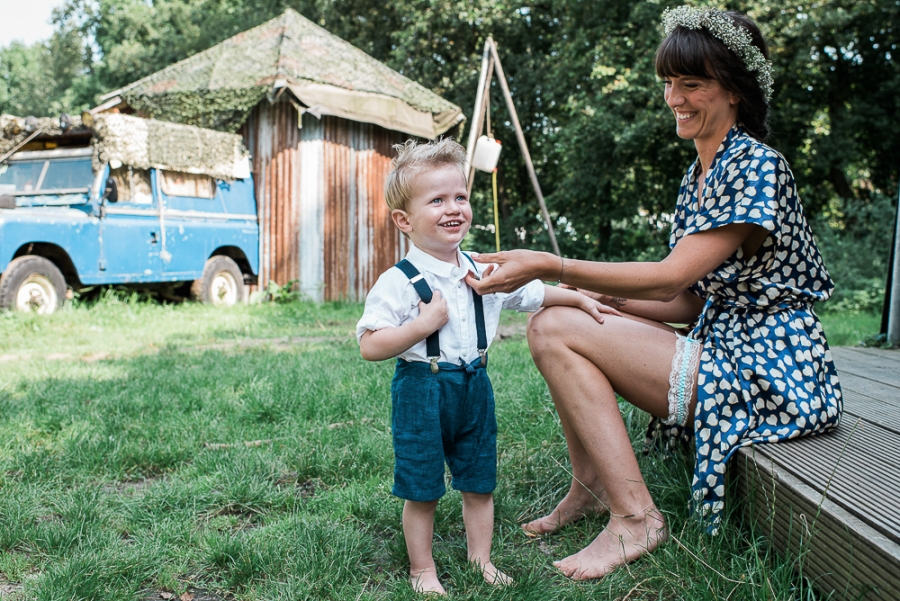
{"left": 95, "top": 9, "right": 461, "bottom": 301}
{"left": 240, "top": 99, "right": 409, "bottom": 301}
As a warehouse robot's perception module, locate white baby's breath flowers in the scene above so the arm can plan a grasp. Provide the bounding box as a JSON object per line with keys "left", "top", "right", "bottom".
{"left": 662, "top": 6, "right": 774, "bottom": 102}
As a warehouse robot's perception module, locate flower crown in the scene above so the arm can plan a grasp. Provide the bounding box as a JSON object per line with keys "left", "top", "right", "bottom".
{"left": 662, "top": 6, "right": 773, "bottom": 102}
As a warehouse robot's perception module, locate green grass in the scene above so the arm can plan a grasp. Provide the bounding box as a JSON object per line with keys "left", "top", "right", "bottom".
{"left": 818, "top": 309, "right": 882, "bottom": 347}
{"left": 0, "top": 299, "right": 879, "bottom": 600}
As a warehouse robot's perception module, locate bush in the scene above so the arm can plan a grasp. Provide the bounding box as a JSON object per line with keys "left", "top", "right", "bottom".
{"left": 813, "top": 192, "right": 896, "bottom": 315}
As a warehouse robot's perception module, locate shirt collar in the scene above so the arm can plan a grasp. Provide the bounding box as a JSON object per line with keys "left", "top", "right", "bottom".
{"left": 406, "top": 244, "right": 472, "bottom": 280}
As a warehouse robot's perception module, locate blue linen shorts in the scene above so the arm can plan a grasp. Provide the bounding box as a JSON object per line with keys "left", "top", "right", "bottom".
{"left": 391, "top": 357, "right": 497, "bottom": 502}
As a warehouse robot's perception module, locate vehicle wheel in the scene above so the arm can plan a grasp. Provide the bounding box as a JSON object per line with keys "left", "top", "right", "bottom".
{"left": 191, "top": 256, "right": 244, "bottom": 306}
{"left": 0, "top": 255, "right": 67, "bottom": 314}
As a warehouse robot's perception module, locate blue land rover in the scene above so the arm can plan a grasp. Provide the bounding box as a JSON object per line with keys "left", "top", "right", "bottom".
{"left": 0, "top": 113, "right": 259, "bottom": 313}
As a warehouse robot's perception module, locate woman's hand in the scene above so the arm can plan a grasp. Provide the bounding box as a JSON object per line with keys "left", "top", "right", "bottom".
{"left": 464, "top": 249, "right": 559, "bottom": 294}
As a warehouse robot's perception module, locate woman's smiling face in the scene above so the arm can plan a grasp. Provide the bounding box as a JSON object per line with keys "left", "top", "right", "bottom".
{"left": 663, "top": 74, "right": 739, "bottom": 153}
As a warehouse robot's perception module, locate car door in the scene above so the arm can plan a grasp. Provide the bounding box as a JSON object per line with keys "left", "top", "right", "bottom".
{"left": 157, "top": 169, "right": 222, "bottom": 280}
{"left": 98, "top": 166, "right": 162, "bottom": 282}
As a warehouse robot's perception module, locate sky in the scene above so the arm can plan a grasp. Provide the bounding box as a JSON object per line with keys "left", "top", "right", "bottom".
{"left": 0, "top": 0, "right": 65, "bottom": 48}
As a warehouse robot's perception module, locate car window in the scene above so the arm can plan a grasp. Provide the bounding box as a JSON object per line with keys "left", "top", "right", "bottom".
{"left": 160, "top": 171, "right": 215, "bottom": 199}
{"left": 110, "top": 167, "right": 153, "bottom": 204}
{"left": 40, "top": 158, "right": 94, "bottom": 190}
{"left": 0, "top": 160, "right": 46, "bottom": 191}
{"left": 0, "top": 158, "right": 93, "bottom": 192}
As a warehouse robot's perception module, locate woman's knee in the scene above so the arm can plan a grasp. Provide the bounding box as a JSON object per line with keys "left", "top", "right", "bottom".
{"left": 527, "top": 306, "right": 575, "bottom": 351}
{"left": 525, "top": 307, "right": 563, "bottom": 352}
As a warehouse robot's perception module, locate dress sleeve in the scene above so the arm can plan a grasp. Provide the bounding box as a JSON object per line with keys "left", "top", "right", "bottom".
{"left": 683, "top": 147, "right": 787, "bottom": 237}
{"left": 355, "top": 269, "right": 417, "bottom": 344}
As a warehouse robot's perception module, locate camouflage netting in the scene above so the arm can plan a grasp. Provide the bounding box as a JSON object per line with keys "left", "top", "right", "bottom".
{"left": 125, "top": 87, "right": 269, "bottom": 133}
{"left": 102, "top": 9, "right": 463, "bottom": 138}
{"left": 92, "top": 114, "right": 251, "bottom": 180}
{"left": 0, "top": 114, "right": 91, "bottom": 155}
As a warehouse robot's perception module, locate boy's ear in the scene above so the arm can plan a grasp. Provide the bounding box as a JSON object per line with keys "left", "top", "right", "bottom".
{"left": 391, "top": 209, "right": 413, "bottom": 234}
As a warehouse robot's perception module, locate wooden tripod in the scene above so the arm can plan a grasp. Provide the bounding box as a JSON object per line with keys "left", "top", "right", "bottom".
{"left": 464, "top": 37, "right": 561, "bottom": 256}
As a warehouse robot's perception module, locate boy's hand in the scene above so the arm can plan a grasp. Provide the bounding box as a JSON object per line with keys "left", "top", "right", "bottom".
{"left": 417, "top": 289, "right": 449, "bottom": 333}
{"left": 578, "top": 296, "right": 623, "bottom": 324}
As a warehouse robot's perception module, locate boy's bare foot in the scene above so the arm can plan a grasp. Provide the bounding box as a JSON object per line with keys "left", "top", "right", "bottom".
{"left": 477, "top": 561, "right": 514, "bottom": 587}
{"left": 410, "top": 567, "right": 446, "bottom": 595}
{"left": 521, "top": 479, "right": 610, "bottom": 536}
{"left": 553, "top": 506, "right": 667, "bottom": 580}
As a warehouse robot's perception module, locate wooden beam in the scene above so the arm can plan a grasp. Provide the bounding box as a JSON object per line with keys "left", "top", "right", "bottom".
{"left": 888, "top": 188, "right": 900, "bottom": 346}
{"left": 486, "top": 39, "right": 561, "bottom": 256}
{"left": 465, "top": 39, "right": 493, "bottom": 198}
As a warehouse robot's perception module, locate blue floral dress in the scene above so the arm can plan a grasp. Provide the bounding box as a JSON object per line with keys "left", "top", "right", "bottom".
{"left": 655, "top": 125, "right": 843, "bottom": 533}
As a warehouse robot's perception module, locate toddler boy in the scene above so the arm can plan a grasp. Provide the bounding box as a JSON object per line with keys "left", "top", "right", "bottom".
{"left": 356, "top": 138, "right": 616, "bottom": 595}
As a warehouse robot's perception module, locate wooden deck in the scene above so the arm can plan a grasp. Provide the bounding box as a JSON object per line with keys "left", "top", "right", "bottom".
{"left": 732, "top": 347, "right": 900, "bottom": 600}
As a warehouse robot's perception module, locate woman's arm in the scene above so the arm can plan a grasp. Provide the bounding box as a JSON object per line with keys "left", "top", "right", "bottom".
{"left": 466, "top": 222, "right": 757, "bottom": 302}
{"left": 597, "top": 290, "right": 704, "bottom": 325}
{"left": 359, "top": 291, "right": 449, "bottom": 361}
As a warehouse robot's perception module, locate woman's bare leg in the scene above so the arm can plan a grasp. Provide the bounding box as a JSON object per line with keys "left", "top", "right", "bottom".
{"left": 522, "top": 310, "right": 676, "bottom": 535}
{"left": 520, "top": 406, "right": 610, "bottom": 534}
{"left": 526, "top": 306, "right": 697, "bottom": 580}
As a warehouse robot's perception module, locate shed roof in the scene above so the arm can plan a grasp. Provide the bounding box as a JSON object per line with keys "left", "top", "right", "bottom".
{"left": 101, "top": 9, "right": 464, "bottom": 138}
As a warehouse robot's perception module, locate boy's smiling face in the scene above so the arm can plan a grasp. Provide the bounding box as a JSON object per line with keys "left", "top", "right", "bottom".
{"left": 391, "top": 164, "right": 471, "bottom": 265}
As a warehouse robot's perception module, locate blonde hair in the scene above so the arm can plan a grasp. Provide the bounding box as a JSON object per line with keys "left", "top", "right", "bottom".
{"left": 384, "top": 138, "right": 467, "bottom": 212}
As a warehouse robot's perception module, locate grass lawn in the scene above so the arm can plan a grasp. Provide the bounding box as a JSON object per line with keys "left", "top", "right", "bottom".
{"left": 0, "top": 298, "right": 880, "bottom": 600}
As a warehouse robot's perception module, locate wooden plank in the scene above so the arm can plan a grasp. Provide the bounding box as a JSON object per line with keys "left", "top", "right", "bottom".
{"left": 836, "top": 346, "right": 900, "bottom": 363}
{"left": 838, "top": 372, "right": 900, "bottom": 409}
{"left": 831, "top": 348, "right": 900, "bottom": 388}
{"left": 842, "top": 387, "right": 900, "bottom": 434}
{"left": 733, "top": 449, "right": 900, "bottom": 601}
{"left": 733, "top": 485, "right": 900, "bottom": 601}
{"left": 748, "top": 421, "right": 900, "bottom": 544}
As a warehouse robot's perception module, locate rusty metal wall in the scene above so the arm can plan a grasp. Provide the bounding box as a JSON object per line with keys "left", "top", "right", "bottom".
{"left": 241, "top": 98, "right": 408, "bottom": 302}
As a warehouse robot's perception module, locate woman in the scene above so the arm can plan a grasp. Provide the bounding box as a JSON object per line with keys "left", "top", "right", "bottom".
{"left": 465, "top": 6, "right": 842, "bottom": 580}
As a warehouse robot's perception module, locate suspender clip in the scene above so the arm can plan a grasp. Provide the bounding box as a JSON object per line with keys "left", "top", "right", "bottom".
{"left": 479, "top": 349, "right": 487, "bottom": 366}
{"left": 430, "top": 357, "right": 440, "bottom": 373}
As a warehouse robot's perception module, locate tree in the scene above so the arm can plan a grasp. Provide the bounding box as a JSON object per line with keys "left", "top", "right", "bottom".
{"left": 5, "top": 0, "right": 898, "bottom": 269}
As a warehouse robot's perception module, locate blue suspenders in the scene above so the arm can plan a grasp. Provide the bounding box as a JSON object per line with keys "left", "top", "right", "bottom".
{"left": 394, "top": 255, "right": 487, "bottom": 373}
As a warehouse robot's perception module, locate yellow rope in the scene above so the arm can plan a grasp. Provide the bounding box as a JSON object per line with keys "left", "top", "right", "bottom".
{"left": 492, "top": 168, "right": 500, "bottom": 252}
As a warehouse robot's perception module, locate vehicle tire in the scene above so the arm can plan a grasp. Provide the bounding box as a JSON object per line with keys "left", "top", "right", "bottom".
{"left": 0, "top": 255, "right": 67, "bottom": 314}
{"left": 191, "top": 255, "right": 244, "bottom": 306}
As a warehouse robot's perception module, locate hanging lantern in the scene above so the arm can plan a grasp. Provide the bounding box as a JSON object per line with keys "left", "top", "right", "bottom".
{"left": 472, "top": 135, "right": 502, "bottom": 172}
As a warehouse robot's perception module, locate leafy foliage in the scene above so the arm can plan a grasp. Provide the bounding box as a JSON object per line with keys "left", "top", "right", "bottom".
{"left": 2, "top": 0, "right": 897, "bottom": 283}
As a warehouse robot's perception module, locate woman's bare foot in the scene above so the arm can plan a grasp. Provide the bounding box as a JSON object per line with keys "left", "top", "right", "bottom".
{"left": 477, "top": 561, "right": 514, "bottom": 586}
{"left": 553, "top": 506, "right": 667, "bottom": 580}
{"left": 410, "top": 566, "right": 446, "bottom": 595}
{"left": 521, "top": 479, "right": 610, "bottom": 536}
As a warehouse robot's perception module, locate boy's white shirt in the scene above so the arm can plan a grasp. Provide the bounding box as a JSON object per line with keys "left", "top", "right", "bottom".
{"left": 356, "top": 244, "right": 545, "bottom": 365}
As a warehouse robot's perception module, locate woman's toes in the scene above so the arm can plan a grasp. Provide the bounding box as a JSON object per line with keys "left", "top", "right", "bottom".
{"left": 552, "top": 557, "right": 576, "bottom": 577}
{"left": 521, "top": 517, "right": 557, "bottom": 535}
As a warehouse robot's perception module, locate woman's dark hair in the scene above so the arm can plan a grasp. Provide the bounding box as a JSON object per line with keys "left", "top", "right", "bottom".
{"left": 655, "top": 12, "right": 770, "bottom": 141}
